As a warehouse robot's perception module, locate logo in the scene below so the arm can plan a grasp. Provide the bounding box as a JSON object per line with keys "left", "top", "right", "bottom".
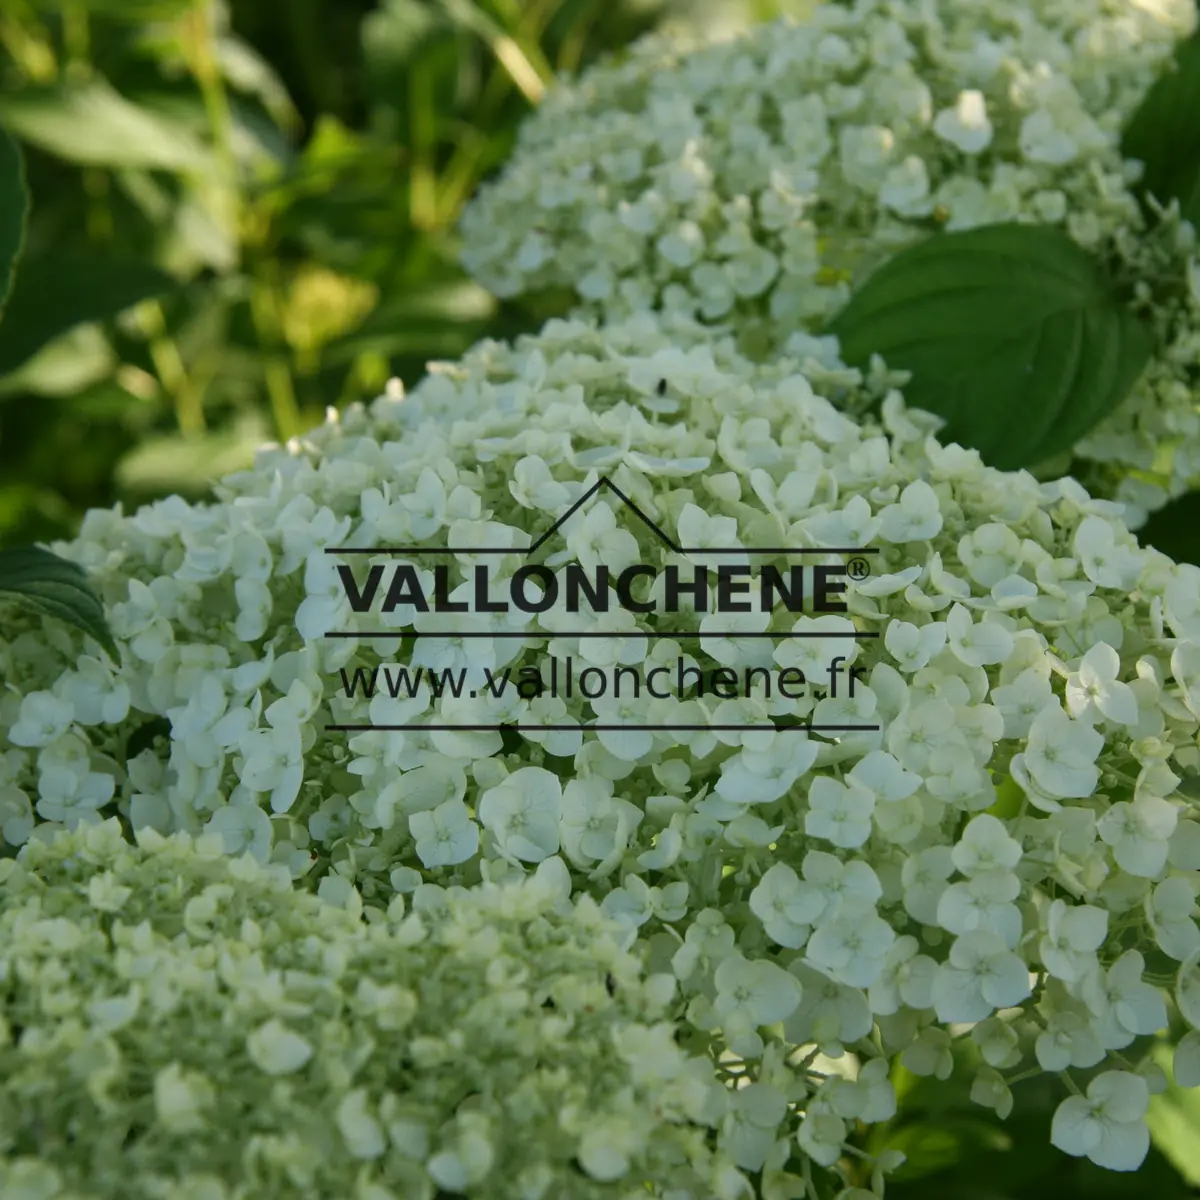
{"left": 324, "top": 476, "right": 882, "bottom": 736}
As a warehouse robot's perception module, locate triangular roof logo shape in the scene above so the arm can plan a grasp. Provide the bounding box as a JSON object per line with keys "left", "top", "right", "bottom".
{"left": 526, "top": 475, "right": 680, "bottom": 556}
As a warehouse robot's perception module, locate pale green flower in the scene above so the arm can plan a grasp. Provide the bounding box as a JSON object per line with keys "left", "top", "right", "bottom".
{"left": 0, "top": 820, "right": 727, "bottom": 1199}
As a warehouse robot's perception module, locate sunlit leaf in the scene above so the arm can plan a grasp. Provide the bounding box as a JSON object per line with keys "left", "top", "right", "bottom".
{"left": 0, "top": 324, "right": 116, "bottom": 398}
{"left": 0, "top": 79, "right": 210, "bottom": 171}
{"left": 1148, "top": 1040, "right": 1200, "bottom": 1187}
{"left": 114, "top": 414, "right": 271, "bottom": 495}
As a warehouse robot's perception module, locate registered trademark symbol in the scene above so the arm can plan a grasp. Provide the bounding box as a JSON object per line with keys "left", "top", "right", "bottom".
{"left": 848, "top": 557, "right": 870, "bottom": 581}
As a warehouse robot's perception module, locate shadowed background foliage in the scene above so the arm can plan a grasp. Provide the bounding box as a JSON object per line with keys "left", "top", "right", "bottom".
{"left": 2, "top": 1, "right": 1200, "bottom": 1195}
{"left": 0, "top": 0, "right": 725, "bottom": 545}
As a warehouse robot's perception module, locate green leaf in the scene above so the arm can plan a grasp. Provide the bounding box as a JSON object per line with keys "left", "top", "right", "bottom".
{"left": 1137, "top": 490, "right": 1200, "bottom": 565}
{"left": 215, "top": 35, "right": 300, "bottom": 134}
{"left": 323, "top": 280, "right": 495, "bottom": 364}
{"left": 827, "top": 223, "right": 1156, "bottom": 470}
{"left": 0, "top": 323, "right": 115, "bottom": 397}
{"left": 0, "top": 125, "right": 28, "bottom": 320}
{"left": 0, "top": 252, "right": 175, "bottom": 377}
{"left": 0, "top": 79, "right": 210, "bottom": 171}
{"left": 363, "top": 0, "right": 446, "bottom": 76}
{"left": 1122, "top": 32, "right": 1200, "bottom": 227}
{"left": 28, "top": 0, "right": 192, "bottom": 16}
{"left": 0, "top": 545, "right": 117, "bottom": 659}
{"left": 114, "top": 414, "right": 270, "bottom": 495}
{"left": 1148, "top": 1041, "right": 1200, "bottom": 1187}
{"left": 881, "top": 1116, "right": 1011, "bottom": 1182}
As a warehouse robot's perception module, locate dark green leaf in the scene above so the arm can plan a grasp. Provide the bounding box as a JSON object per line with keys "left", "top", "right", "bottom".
{"left": 0, "top": 125, "right": 28, "bottom": 320}
{"left": 885, "top": 1066, "right": 1195, "bottom": 1199}
{"left": 215, "top": 36, "right": 301, "bottom": 134}
{"left": 886, "top": 1115, "right": 1193, "bottom": 1199}
{"left": 0, "top": 253, "right": 176, "bottom": 377}
{"left": 1122, "top": 32, "right": 1200, "bottom": 227}
{"left": 827, "top": 223, "right": 1156, "bottom": 470}
{"left": 0, "top": 80, "right": 211, "bottom": 171}
{"left": 1138, "top": 490, "right": 1200, "bottom": 565}
{"left": 881, "top": 1116, "right": 1011, "bottom": 1182}
{"left": 0, "top": 545, "right": 117, "bottom": 659}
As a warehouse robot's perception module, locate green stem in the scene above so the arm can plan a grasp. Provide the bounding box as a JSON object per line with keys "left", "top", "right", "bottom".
{"left": 1004, "top": 1066, "right": 1045, "bottom": 1086}
{"left": 140, "top": 300, "right": 205, "bottom": 435}
{"left": 409, "top": 59, "right": 438, "bottom": 232}
{"left": 433, "top": 0, "right": 565, "bottom": 227}
{"left": 0, "top": 13, "right": 57, "bottom": 83}
{"left": 182, "top": 1, "right": 241, "bottom": 242}
{"left": 61, "top": 3, "right": 90, "bottom": 72}
{"left": 82, "top": 167, "right": 113, "bottom": 244}
{"left": 1059, "top": 1070, "right": 1083, "bottom": 1097}
{"left": 802, "top": 1152, "right": 817, "bottom": 1199}
{"left": 249, "top": 279, "right": 301, "bottom": 440}
{"left": 264, "top": 359, "right": 301, "bottom": 442}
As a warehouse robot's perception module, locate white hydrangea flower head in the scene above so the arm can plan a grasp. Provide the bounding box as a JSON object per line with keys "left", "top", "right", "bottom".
{"left": 4, "top": 313, "right": 1200, "bottom": 1184}
{"left": 459, "top": 0, "right": 1200, "bottom": 520}
{"left": 0, "top": 819, "right": 732, "bottom": 1198}
{"left": 463, "top": 0, "right": 1192, "bottom": 326}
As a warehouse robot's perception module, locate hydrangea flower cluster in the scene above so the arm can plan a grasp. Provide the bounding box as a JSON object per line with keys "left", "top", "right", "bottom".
{"left": 5, "top": 314, "right": 1200, "bottom": 1184}
{"left": 457, "top": 0, "right": 1200, "bottom": 520}
{"left": 0, "top": 819, "right": 734, "bottom": 1200}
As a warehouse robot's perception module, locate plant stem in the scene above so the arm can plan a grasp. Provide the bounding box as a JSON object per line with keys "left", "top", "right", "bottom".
{"left": 140, "top": 300, "right": 205, "bottom": 436}
{"left": 0, "top": 13, "right": 57, "bottom": 83}
{"left": 249, "top": 277, "right": 301, "bottom": 440}
{"left": 180, "top": 0, "right": 241, "bottom": 245}
{"left": 1004, "top": 1066, "right": 1045, "bottom": 1086}
{"left": 409, "top": 59, "right": 439, "bottom": 232}
{"left": 82, "top": 168, "right": 113, "bottom": 244}
{"left": 60, "top": 3, "right": 90, "bottom": 74}
{"left": 434, "top": 0, "right": 564, "bottom": 227}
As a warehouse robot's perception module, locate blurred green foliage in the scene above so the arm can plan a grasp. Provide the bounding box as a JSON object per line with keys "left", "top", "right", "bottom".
{"left": 0, "top": 0, "right": 666, "bottom": 544}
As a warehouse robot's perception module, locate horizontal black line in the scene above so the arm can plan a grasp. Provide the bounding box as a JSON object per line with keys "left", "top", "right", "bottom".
{"left": 327, "top": 547, "right": 526, "bottom": 555}
{"left": 325, "top": 630, "right": 878, "bottom": 639}
{"left": 679, "top": 547, "right": 880, "bottom": 555}
{"left": 324, "top": 546, "right": 880, "bottom": 556}
{"left": 327, "top": 724, "right": 882, "bottom": 732}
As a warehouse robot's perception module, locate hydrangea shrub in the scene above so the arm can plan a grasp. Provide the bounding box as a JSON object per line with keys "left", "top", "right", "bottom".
{"left": 6, "top": 315, "right": 1200, "bottom": 1187}
{"left": 0, "top": 819, "right": 735, "bottom": 1199}
{"left": 457, "top": 0, "right": 1200, "bottom": 520}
